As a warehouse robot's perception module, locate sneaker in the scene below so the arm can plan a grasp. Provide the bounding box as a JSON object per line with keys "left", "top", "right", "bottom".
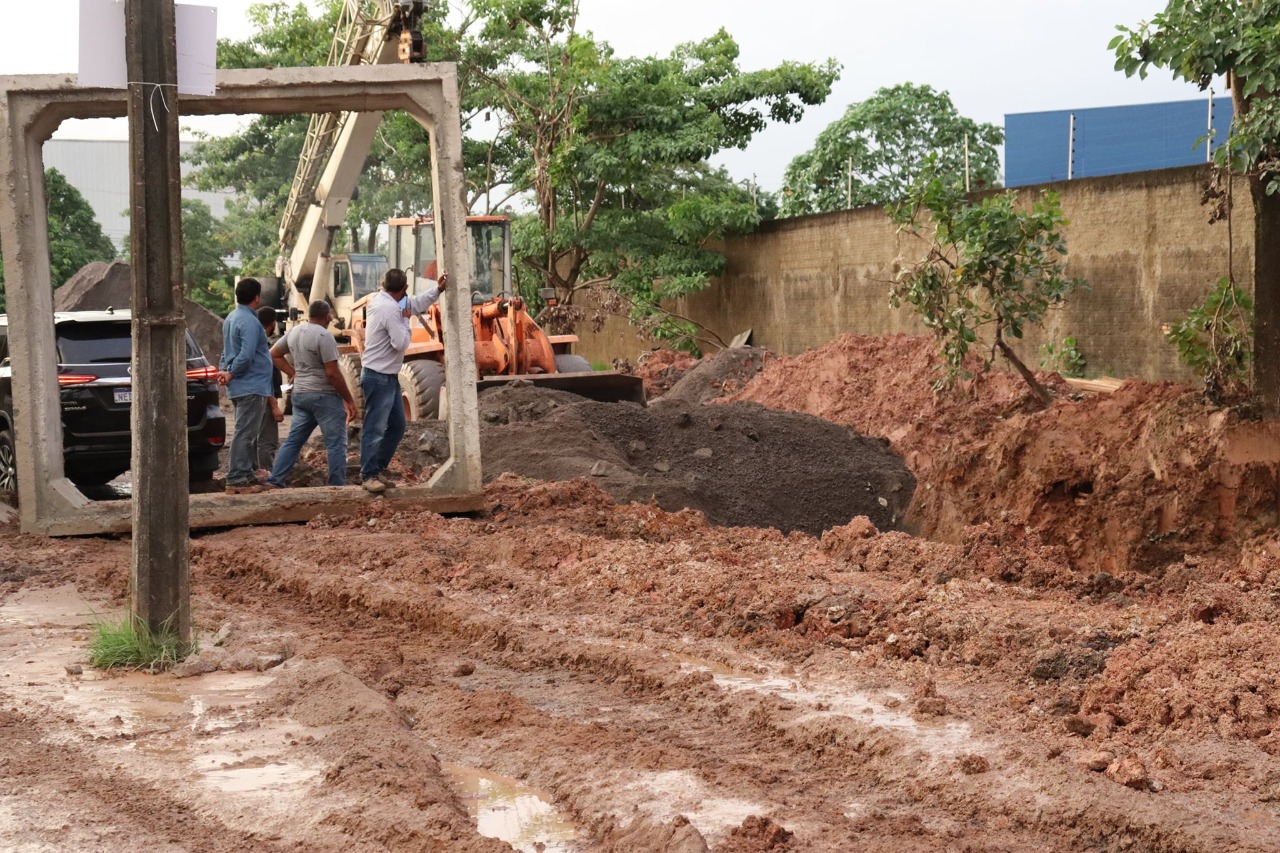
{"left": 226, "top": 482, "right": 267, "bottom": 495}
{"left": 361, "top": 478, "right": 387, "bottom": 494}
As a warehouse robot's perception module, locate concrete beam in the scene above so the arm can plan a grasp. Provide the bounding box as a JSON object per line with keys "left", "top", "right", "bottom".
{"left": 0, "top": 65, "right": 482, "bottom": 536}
{"left": 35, "top": 486, "right": 486, "bottom": 537}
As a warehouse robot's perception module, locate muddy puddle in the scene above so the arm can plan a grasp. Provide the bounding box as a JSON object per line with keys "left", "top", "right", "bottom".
{"left": 444, "top": 764, "right": 580, "bottom": 852}
{"left": 0, "top": 585, "right": 321, "bottom": 811}
{"left": 700, "top": 666, "right": 974, "bottom": 758}
{"left": 651, "top": 643, "right": 975, "bottom": 758}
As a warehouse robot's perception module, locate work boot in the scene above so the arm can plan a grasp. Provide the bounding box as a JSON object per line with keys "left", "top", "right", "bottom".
{"left": 362, "top": 478, "right": 386, "bottom": 495}
{"left": 376, "top": 471, "right": 398, "bottom": 488}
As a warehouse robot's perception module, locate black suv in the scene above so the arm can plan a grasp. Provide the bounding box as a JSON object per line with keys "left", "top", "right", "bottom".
{"left": 0, "top": 310, "right": 226, "bottom": 490}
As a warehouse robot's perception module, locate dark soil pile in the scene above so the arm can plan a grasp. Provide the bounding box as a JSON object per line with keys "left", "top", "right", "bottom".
{"left": 482, "top": 395, "right": 913, "bottom": 535}
{"left": 282, "top": 379, "right": 914, "bottom": 536}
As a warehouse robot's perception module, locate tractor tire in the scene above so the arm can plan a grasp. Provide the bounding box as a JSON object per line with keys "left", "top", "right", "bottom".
{"left": 554, "top": 353, "right": 592, "bottom": 374}
{"left": 399, "top": 359, "right": 446, "bottom": 422}
{"left": 337, "top": 354, "right": 365, "bottom": 421}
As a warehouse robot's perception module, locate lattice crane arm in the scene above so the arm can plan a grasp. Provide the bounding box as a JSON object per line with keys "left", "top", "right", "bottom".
{"left": 274, "top": 1, "right": 425, "bottom": 310}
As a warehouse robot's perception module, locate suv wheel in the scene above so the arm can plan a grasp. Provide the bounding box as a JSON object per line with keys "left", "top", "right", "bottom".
{"left": 0, "top": 430, "right": 16, "bottom": 493}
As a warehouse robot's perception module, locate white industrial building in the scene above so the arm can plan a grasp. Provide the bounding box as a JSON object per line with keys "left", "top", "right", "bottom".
{"left": 43, "top": 139, "right": 234, "bottom": 253}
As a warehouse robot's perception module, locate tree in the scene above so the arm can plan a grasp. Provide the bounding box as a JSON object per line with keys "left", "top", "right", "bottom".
{"left": 779, "top": 83, "right": 1003, "bottom": 217}
{"left": 466, "top": 0, "right": 838, "bottom": 345}
{"left": 181, "top": 199, "right": 234, "bottom": 315}
{"left": 0, "top": 168, "right": 117, "bottom": 311}
{"left": 184, "top": 1, "right": 340, "bottom": 277}
{"left": 1110, "top": 2, "right": 1280, "bottom": 193}
{"left": 187, "top": 0, "right": 838, "bottom": 350}
{"left": 1110, "top": 2, "right": 1280, "bottom": 411}
{"left": 889, "top": 165, "right": 1084, "bottom": 407}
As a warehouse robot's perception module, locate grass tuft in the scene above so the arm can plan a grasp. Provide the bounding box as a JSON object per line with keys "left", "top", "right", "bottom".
{"left": 87, "top": 614, "right": 195, "bottom": 672}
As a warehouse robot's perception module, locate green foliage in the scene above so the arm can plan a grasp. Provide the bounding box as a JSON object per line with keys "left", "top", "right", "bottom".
{"left": 87, "top": 614, "right": 194, "bottom": 671}
{"left": 1165, "top": 276, "right": 1253, "bottom": 402}
{"left": 1040, "top": 336, "right": 1087, "bottom": 378}
{"left": 889, "top": 165, "right": 1084, "bottom": 405}
{"left": 0, "top": 168, "right": 117, "bottom": 312}
{"left": 1109, "top": 1, "right": 1280, "bottom": 193}
{"left": 185, "top": 0, "right": 351, "bottom": 275}
{"left": 467, "top": 1, "right": 838, "bottom": 345}
{"left": 780, "top": 83, "right": 1003, "bottom": 216}
{"left": 184, "top": 1, "right": 836, "bottom": 347}
{"left": 182, "top": 199, "right": 234, "bottom": 315}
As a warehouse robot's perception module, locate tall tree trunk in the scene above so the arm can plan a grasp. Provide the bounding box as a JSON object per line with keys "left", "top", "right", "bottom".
{"left": 1252, "top": 178, "right": 1280, "bottom": 417}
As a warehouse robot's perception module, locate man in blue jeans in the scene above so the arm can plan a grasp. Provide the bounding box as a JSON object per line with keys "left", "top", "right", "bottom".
{"left": 359, "top": 267, "right": 448, "bottom": 493}
{"left": 218, "top": 278, "right": 274, "bottom": 493}
{"left": 266, "top": 300, "right": 358, "bottom": 487}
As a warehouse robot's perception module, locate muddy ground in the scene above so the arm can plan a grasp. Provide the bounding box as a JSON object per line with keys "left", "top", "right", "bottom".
{"left": 3, "top": 334, "right": 1280, "bottom": 852}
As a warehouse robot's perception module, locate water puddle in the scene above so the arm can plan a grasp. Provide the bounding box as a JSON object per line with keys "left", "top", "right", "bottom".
{"left": 202, "top": 760, "right": 318, "bottom": 794}
{"left": 444, "top": 764, "right": 580, "bottom": 852}
{"left": 701, "top": 666, "right": 973, "bottom": 757}
{"left": 0, "top": 583, "right": 328, "bottom": 833}
{"left": 585, "top": 637, "right": 974, "bottom": 758}
{"left": 625, "top": 770, "right": 767, "bottom": 839}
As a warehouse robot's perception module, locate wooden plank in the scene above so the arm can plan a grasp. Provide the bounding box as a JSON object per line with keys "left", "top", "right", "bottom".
{"left": 1064, "top": 377, "right": 1126, "bottom": 395}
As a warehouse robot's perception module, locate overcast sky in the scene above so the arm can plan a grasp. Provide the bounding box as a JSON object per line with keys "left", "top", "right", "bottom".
{"left": 0, "top": 0, "right": 1210, "bottom": 190}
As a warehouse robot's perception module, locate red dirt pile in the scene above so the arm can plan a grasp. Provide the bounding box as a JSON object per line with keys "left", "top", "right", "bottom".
{"left": 725, "top": 333, "right": 1280, "bottom": 576}
{"left": 630, "top": 348, "right": 698, "bottom": 399}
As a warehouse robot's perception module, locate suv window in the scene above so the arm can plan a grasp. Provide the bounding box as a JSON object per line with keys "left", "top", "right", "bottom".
{"left": 56, "top": 322, "right": 132, "bottom": 364}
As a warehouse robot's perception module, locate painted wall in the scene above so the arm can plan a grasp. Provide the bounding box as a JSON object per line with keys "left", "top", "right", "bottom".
{"left": 577, "top": 165, "right": 1255, "bottom": 383}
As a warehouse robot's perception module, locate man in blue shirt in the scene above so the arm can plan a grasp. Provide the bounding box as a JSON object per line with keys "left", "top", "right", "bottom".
{"left": 217, "top": 278, "right": 275, "bottom": 493}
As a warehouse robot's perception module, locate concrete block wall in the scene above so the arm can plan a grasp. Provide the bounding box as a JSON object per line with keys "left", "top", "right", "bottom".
{"left": 576, "top": 165, "right": 1254, "bottom": 383}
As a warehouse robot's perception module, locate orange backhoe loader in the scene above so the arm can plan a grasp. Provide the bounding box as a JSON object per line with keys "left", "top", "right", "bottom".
{"left": 332, "top": 215, "right": 645, "bottom": 420}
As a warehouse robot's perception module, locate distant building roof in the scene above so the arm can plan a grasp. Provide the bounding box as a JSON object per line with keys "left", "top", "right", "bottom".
{"left": 1004, "top": 97, "right": 1232, "bottom": 187}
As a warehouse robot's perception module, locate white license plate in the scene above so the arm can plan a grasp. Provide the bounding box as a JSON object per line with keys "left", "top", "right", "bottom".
{"left": 113, "top": 388, "right": 132, "bottom": 404}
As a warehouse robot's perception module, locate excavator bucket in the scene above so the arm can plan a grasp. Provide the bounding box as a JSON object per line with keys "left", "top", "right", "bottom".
{"left": 476, "top": 369, "right": 647, "bottom": 405}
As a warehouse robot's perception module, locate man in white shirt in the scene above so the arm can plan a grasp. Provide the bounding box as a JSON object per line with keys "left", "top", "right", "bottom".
{"left": 358, "top": 267, "right": 448, "bottom": 493}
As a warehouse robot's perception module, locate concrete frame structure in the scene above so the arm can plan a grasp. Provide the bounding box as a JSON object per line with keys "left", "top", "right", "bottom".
{"left": 0, "top": 65, "right": 483, "bottom": 536}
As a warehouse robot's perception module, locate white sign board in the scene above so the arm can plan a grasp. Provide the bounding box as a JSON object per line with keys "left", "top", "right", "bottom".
{"left": 78, "top": 0, "right": 218, "bottom": 96}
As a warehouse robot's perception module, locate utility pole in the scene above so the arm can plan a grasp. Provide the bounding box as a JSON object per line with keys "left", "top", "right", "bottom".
{"left": 125, "top": 0, "right": 190, "bottom": 644}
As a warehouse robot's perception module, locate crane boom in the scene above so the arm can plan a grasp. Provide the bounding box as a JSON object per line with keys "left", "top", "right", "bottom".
{"left": 275, "top": 1, "right": 424, "bottom": 309}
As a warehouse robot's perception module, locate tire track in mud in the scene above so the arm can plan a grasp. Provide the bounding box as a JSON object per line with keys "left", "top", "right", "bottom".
{"left": 0, "top": 702, "right": 288, "bottom": 852}
{"left": 195, "top": 524, "right": 1279, "bottom": 853}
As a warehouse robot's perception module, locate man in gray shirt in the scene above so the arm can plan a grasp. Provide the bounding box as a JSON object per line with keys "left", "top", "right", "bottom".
{"left": 265, "top": 300, "right": 359, "bottom": 488}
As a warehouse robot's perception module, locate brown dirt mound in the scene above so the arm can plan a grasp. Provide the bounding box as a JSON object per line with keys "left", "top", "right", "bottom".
{"left": 658, "top": 346, "right": 774, "bottom": 405}
{"left": 55, "top": 260, "right": 226, "bottom": 364}
{"left": 726, "top": 332, "right": 1280, "bottom": 576}
{"left": 630, "top": 349, "right": 698, "bottom": 400}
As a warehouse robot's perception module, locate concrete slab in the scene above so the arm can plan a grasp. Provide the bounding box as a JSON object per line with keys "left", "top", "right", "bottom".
{"left": 36, "top": 486, "right": 486, "bottom": 537}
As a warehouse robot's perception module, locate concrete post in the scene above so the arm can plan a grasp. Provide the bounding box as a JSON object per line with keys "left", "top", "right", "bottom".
{"left": 125, "top": 0, "right": 190, "bottom": 641}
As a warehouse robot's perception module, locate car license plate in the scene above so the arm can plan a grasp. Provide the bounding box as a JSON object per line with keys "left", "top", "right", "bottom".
{"left": 113, "top": 388, "right": 132, "bottom": 404}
